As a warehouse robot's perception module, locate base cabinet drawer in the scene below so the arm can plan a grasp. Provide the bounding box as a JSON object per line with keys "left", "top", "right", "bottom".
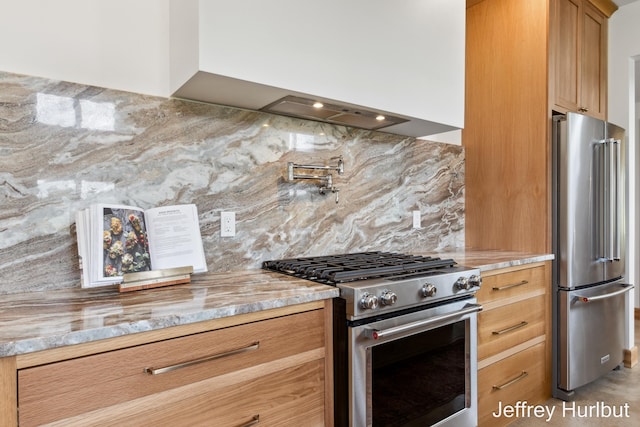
{"left": 476, "top": 265, "right": 546, "bottom": 304}
{"left": 478, "top": 342, "right": 547, "bottom": 427}
{"left": 44, "top": 359, "right": 325, "bottom": 427}
{"left": 18, "top": 309, "right": 326, "bottom": 427}
{"left": 478, "top": 294, "right": 546, "bottom": 360}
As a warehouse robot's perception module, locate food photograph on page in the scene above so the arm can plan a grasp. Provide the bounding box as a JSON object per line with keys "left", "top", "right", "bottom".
{"left": 102, "top": 207, "right": 151, "bottom": 277}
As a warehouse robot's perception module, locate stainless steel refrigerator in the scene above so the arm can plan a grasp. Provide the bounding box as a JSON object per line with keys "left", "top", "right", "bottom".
{"left": 552, "top": 112, "right": 633, "bottom": 400}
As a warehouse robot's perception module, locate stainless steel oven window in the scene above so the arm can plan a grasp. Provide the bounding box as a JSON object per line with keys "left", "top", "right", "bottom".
{"left": 349, "top": 299, "right": 479, "bottom": 427}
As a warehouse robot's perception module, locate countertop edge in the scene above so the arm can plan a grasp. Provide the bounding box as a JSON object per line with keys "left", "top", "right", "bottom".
{"left": 435, "top": 250, "right": 555, "bottom": 272}
{"left": 0, "top": 282, "right": 338, "bottom": 358}
{"left": 472, "top": 254, "right": 554, "bottom": 272}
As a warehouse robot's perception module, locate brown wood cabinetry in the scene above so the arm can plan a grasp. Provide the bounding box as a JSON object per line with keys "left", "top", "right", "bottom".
{"left": 465, "top": 0, "right": 550, "bottom": 253}
{"left": 1, "top": 301, "right": 333, "bottom": 427}
{"left": 476, "top": 262, "right": 552, "bottom": 427}
{"left": 551, "top": 0, "right": 608, "bottom": 119}
{"left": 465, "top": 0, "right": 617, "bottom": 253}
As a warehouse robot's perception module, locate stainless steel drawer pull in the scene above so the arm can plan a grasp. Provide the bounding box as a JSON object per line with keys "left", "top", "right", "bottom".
{"left": 492, "top": 371, "right": 528, "bottom": 390}
{"left": 238, "top": 415, "right": 260, "bottom": 427}
{"left": 492, "top": 321, "right": 528, "bottom": 335}
{"left": 143, "top": 342, "right": 260, "bottom": 375}
{"left": 492, "top": 280, "right": 528, "bottom": 291}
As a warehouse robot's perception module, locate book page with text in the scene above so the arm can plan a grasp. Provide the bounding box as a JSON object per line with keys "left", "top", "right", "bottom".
{"left": 146, "top": 204, "right": 208, "bottom": 273}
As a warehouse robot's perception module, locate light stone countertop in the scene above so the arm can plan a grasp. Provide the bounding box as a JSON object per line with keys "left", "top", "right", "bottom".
{"left": 0, "top": 270, "right": 338, "bottom": 358}
{"left": 0, "top": 250, "right": 553, "bottom": 358}
{"left": 435, "top": 249, "right": 555, "bottom": 271}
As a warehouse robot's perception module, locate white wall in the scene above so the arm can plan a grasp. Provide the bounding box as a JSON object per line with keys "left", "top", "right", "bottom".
{"left": 0, "top": 0, "right": 171, "bottom": 97}
{"left": 610, "top": 2, "right": 640, "bottom": 305}
{"left": 609, "top": 1, "right": 640, "bottom": 353}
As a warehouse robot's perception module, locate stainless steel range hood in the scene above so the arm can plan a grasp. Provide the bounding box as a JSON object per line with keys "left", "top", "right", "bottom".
{"left": 260, "top": 96, "right": 408, "bottom": 131}
{"left": 172, "top": 74, "right": 408, "bottom": 131}
{"left": 171, "top": 70, "right": 461, "bottom": 138}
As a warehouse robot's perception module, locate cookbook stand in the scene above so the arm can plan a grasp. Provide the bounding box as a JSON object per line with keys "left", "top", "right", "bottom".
{"left": 119, "top": 266, "right": 193, "bottom": 293}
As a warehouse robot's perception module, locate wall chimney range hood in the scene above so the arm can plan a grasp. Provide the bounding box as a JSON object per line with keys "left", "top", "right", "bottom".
{"left": 169, "top": 0, "right": 465, "bottom": 138}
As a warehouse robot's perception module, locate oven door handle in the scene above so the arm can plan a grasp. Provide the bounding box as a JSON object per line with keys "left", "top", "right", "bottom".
{"left": 365, "top": 303, "right": 483, "bottom": 340}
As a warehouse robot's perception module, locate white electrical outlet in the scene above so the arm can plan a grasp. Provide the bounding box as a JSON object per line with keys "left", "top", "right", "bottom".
{"left": 412, "top": 210, "right": 421, "bottom": 229}
{"left": 220, "top": 211, "right": 236, "bottom": 237}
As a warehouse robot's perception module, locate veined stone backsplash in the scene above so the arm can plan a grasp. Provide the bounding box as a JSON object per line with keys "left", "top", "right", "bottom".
{"left": 0, "top": 71, "right": 464, "bottom": 295}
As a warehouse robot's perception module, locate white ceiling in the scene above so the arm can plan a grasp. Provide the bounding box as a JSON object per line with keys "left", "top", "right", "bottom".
{"left": 614, "top": 0, "right": 640, "bottom": 6}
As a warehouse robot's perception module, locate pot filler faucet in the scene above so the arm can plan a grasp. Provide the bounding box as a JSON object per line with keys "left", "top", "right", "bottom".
{"left": 287, "top": 156, "right": 344, "bottom": 203}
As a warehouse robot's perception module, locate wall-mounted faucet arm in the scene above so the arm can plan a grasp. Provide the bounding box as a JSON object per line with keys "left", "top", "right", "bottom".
{"left": 286, "top": 156, "right": 344, "bottom": 203}
{"left": 289, "top": 172, "right": 333, "bottom": 187}
{"left": 287, "top": 156, "right": 344, "bottom": 180}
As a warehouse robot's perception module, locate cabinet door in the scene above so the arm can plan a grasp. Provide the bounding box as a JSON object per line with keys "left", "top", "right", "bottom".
{"left": 580, "top": 0, "right": 607, "bottom": 119}
{"left": 552, "top": 0, "right": 607, "bottom": 119}
{"left": 465, "top": 0, "right": 549, "bottom": 253}
{"left": 553, "top": 0, "right": 580, "bottom": 113}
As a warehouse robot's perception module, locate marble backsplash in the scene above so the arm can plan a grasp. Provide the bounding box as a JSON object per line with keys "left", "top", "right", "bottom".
{"left": 0, "top": 71, "right": 464, "bottom": 294}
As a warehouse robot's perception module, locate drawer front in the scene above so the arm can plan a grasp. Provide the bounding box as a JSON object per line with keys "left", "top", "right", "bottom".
{"left": 476, "top": 265, "right": 546, "bottom": 305}
{"left": 478, "top": 294, "right": 546, "bottom": 360}
{"left": 19, "top": 309, "right": 325, "bottom": 427}
{"left": 478, "top": 342, "right": 547, "bottom": 427}
{"left": 48, "top": 359, "right": 326, "bottom": 427}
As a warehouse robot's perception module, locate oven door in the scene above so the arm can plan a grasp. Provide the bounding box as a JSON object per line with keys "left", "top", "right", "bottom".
{"left": 349, "top": 298, "right": 481, "bottom": 427}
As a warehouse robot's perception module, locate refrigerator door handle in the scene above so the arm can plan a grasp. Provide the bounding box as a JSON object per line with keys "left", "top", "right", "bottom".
{"left": 574, "top": 283, "right": 633, "bottom": 303}
{"left": 595, "top": 138, "right": 605, "bottom": 262}
{"left": 599, "top": 138, "right": 621, "bottom": 262}
{"left": 611, "top": 138, "right": 621, "bottom": 261}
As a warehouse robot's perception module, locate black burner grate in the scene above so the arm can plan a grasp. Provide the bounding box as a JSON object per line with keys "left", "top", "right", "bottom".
{"left": 262, "top": 251, "right": 456, "bottom": 285}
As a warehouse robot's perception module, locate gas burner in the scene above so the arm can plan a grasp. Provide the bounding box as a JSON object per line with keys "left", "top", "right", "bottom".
{"left": 263, "top": 251, "right": 482, "bottom": 321}
{"left": 263, "top": 251, "right": 457, "bottom": 284}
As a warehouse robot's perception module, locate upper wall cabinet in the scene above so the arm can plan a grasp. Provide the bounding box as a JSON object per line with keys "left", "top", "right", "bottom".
{"left": 550, "top": 0, "right": 612, "bottom": 120}
{"left": 170, "top": 0, "right": 466, "bottom": 137}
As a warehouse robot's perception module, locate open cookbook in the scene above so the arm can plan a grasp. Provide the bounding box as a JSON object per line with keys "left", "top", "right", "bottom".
{"left": 75, "top": 203, "right": 208, "bottom": 288}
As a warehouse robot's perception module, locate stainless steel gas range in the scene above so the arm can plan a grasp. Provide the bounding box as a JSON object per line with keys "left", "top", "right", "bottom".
{"left": 263, "top": 251, "right": 483, "bottom": 427}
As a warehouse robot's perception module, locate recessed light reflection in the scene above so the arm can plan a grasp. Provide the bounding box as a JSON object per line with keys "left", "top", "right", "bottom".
{"left": 376, "top": 115, "right": 386, "bottom": 121}
{"left": 313, "top": 102, "right": 324, "bottom": 109}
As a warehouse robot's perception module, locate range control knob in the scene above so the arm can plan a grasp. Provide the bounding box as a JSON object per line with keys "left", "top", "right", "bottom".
{"left": 421, "top": 283, "right": 437, "bottom": 298}
{"left": 468, "top": 274, "right": 482, "bottom": 289}
{"left": 380, "top": 290, "right": 398, "bottom": 306}
{"left": 455, "top": 277, "right": 471, "bottom": 290}
{"left": 455, "top": 275, "right": 482, "bottom": 291}
{"left": 360, "top": 293, "right": 379, "bottom": 310}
